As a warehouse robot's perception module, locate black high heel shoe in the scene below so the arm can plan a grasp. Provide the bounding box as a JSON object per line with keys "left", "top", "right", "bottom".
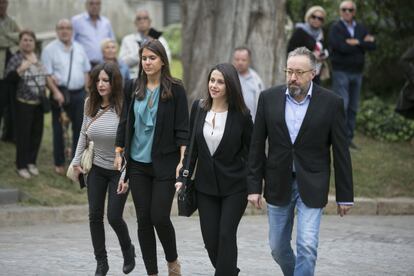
{"left": 95, "top": 259, "right": 109, "bottom": 276}
{"left": 122, "top": 244, "right": 136, "bottom": 274}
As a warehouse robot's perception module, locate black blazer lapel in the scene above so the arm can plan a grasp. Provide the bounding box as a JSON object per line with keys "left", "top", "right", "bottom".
{"left": 294, "top": 86, "right": 321, "bottom": 146}
{"left": 212, "top": 109, "right": 234, "bottom": 157}
{"left": 197, "top": 108, "right": 211, "bottom": 156}
{"left": 153, "top": 88, "right": 166, "bottom": 147}
{"left": 339, "top": 20, "right": 352, "bottom": 38}
{"left": 275, "top": 88, "right": 292, "bottom": 145}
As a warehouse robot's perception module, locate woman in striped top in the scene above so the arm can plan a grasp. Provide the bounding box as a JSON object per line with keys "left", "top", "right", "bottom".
{"left": 71, "top": 62, "right": 135, "bottom": 276}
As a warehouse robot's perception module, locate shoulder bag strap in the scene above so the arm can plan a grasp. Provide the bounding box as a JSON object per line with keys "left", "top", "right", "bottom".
{"left": 66, "top": 48, "right": 74, "bottom": 88}
{"left": 182, "top": 100, "right": 203, "bottom": 178}
{"left": 84, "top": 105, "right": 111, "bottom": 133}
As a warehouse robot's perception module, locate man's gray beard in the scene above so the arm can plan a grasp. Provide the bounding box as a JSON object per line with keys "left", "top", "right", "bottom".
{"left": 288, "top": 85, "right": 306, "bottom": 98}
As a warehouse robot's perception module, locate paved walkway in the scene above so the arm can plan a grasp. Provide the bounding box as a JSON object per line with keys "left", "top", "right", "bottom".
{"left": 0, "top": 215, "right": 413, "bottom": 275}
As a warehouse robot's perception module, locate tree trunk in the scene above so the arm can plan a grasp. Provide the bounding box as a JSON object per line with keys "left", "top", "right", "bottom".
{"left": 181, "top": 0, "right": 287, "bottom": 103}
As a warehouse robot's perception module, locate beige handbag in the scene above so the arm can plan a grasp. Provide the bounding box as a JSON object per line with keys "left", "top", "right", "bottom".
{"left": 66, "top": 106, "right": 110, "bottom": 181}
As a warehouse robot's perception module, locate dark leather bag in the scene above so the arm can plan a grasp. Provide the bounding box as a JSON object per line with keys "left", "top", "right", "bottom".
{"left": 40, "top": 91, "right": 51, "bottom": 113}
{"left": 177, "top": 100, "right": 202, "bottom": 217}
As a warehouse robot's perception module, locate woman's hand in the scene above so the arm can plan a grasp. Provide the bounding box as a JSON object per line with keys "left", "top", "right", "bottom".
{"left": 175, "top": 181, "right": 183, "bottom": 192}
{"left": 114, "top": 154, "right": 123, "bottom": 171}
{"left": 73, "top": 165, "right": 85, "bottom": 180}
{"left": 17, "top": 60, "right": 32, "bottom": 75}
{"left": 176, "top": 162, "right": 183, "bottom": 178}
{"left": 117, "top": 179, "right": 129, "bottom": 194}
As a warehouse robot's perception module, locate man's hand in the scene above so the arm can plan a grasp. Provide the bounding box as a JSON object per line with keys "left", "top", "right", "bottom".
{"left": 53, "top": 90, "right": 65, "bottom": 106}
{"left": 337, "top": 204, "right": 352, "bottom": 217}
{"left": 248, "top": 194, "right": 262, "bottom": 209}
{"left": 363, "top": 34, "right": 375, "bottom": 42}
{"left": 346, "top": 38, "right": 360, "bottom": 46}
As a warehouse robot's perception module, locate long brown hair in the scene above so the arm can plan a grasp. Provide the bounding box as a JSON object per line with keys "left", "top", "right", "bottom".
{"left": 135, "top": 39, "right": 181, "bottom": 101}
{"left": 86, "top": 62, "right": 123, "bottom": 117}
{"left": 203, "top": 63, "right": 249, "bottom": 114}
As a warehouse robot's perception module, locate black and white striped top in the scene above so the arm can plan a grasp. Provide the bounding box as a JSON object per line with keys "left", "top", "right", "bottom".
{"left": 72, "top": 104, "right": 123, "bottom": 176}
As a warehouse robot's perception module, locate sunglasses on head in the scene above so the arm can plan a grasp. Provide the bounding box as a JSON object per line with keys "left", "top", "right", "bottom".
{"left": 310, "top": 14, "right": 324, "bottom": 22}
{"left": 341, "top": 8, "right": 354, "bottom": 13}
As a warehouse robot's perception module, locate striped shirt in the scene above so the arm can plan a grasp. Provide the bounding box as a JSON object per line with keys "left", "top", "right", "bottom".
{"left": 72, "top": 104, "right": 123, "bottom": 176}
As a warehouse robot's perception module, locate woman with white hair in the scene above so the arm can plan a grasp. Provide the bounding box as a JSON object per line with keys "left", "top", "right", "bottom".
{"left": 101, "top": 38, "right": 130, "bottom": 82}
{"left": 287, "top": 6, "right": 329, "bottom": 84}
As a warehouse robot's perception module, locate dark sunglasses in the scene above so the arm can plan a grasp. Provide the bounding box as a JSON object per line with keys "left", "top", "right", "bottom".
{"left": 136, "top": 16, "right": 149, "bottom": 21}
{"left": 310, "top": 14, "right": 324, "bottom": 22}
{"left": 341, "top": 8, "right": 354, "bottom": 13}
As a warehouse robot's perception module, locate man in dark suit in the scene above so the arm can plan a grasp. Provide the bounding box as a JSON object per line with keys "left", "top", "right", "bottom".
{"left": 247, "top": 47, "right": 353, "bottom": 276}
{"left": 329, "top": 0, "right": 376, "bottom": 149}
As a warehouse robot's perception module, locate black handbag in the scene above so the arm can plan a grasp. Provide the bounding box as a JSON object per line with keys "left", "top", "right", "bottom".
{"left": 40, "top": 91, "right": 51, "bottom": 113}
{"left": 177, "top": 100, "right": 202, "bottom": 217}
{"left": 32, "top": 75, "right": 50, "bottom": 114}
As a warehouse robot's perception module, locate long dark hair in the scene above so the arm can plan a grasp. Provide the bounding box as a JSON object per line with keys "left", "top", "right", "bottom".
{"left": 203, "top": 63, "right": 249, "bottom": 114}
{"left": 86, "top": 62, "right": 123, "bottom": 117}
{"left": 135, "top": 39, "right": 181, "bottom": 101}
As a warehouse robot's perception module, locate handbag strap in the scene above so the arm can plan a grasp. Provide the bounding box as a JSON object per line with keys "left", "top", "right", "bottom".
{"left": 29, "top": 70, "right": 46, "bottom": 97}
{"left": 83, "top": 106, "right": 111, "bottom": 142}
{"left": 182, "top": 100, "right": 203, "bottom": 178}
{"left": 66, "top": 48, "right": 74, "bottom": 88}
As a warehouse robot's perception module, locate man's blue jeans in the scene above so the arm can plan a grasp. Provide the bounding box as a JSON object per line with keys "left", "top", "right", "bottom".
{"left": 267, "top": 181, "right": 323, "bottom": 276}
{"left": 331, "top": 70, "right": 363, "bottom": 142}
{"left": 51, "top": 89, "right": 85, "bottom": 166}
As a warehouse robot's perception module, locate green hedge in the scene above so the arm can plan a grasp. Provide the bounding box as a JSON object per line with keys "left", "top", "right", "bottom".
{"left": 163, "top": 23, "right": 182, "bottom": 59}
{"left": 357, "top": 97, "right": 414, "bottom": 142}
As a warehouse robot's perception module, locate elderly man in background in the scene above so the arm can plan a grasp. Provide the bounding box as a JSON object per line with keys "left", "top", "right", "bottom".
{"left": 41, "top": 19, "right": 90, "bottom": 175}
{"left": 0, "top": 0, "right": 20, "bottom": 142}
{"left": 232, "top": 46, "right": 264, "bottom": 122}
{"left": 119, "top": 9, "right": 171, "bottom": 78}
{"left": 72, "top": 0, "right": 115, "bottom": 67}
{"left": 329, "top": 0, "right": 376, "bottom": 149}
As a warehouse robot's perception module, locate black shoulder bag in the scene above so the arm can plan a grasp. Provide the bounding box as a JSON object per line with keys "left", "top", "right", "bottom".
{"left": 178, "top": 100, "right": 202, "bottom": 217}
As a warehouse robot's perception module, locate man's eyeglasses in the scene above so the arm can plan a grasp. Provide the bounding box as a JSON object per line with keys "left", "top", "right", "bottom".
{"left": 310, "top": 14, "right": 324, "bottom": 22}
{"left": 284, "top": 69, "right": 313, "bottom": 77}
{"left": 341, "top": 8, "right": 354, "bottom": 13}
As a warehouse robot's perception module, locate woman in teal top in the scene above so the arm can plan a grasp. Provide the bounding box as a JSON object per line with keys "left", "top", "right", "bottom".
{"left": 115, "top": 40, "right": 189, "bottom": 276}
{"left": 130, "top": 85, "right": 159, "bottom": 162}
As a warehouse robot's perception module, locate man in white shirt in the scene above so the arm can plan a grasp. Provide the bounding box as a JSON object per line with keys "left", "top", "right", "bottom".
{"left": 41, "top": 19, "right": 90, "bottom": 175}
{"left": 119, "top": 9, "right": 171, "bottom": 78}
{"left": 232, "top": 46, "right": 264, "bottom": 122}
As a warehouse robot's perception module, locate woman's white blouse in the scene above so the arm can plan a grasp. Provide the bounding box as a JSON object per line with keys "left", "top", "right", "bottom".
{"left": 203, "top": 110, "right": 228, "bottom": 155}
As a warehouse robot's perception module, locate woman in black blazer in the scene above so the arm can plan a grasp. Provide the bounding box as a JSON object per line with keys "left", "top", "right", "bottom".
{"left": 114, "top": 40, "right": 189, "bottom": 276}
{"left": 176, "top": 63, "right": 253, "bottom": 276}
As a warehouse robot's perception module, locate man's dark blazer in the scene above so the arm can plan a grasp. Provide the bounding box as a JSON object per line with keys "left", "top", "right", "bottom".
{"left": 328, "top": 20, "right": 376, "bottom": 73}
{"left": 247, "top": 84, "right": 353, "bottom": 208}
{"left": 116, "top": 78, "right": 189, "bottom": 181}
{"left": 179, "top": 100, "right": 253, "bottom": 196}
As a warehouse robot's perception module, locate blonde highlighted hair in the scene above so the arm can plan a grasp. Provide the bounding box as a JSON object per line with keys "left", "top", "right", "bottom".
{"left": 304, "top": 6, "right": 326, "bottom": 23}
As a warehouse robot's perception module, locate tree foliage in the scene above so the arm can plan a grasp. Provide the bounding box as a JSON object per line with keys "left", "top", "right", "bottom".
{"left": 287, "top": 0, "right": 414, "bottom": 97}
